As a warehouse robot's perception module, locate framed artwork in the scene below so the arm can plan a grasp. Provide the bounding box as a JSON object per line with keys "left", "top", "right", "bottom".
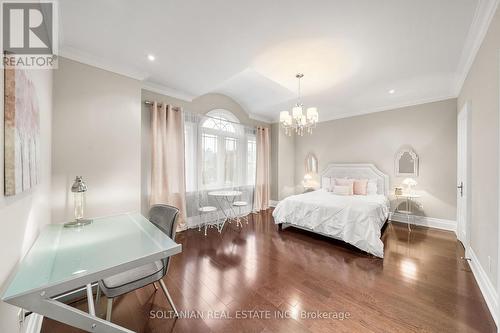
{"left": 4, "top": 63, "right": 41, "bottom": 196}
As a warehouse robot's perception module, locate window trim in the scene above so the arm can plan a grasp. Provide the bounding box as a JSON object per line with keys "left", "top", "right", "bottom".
{"left": 206, "top": 109, "right": 240, "bottom": 124}
{"left": 196, "top": 109, "right": 255, "bottom": 190}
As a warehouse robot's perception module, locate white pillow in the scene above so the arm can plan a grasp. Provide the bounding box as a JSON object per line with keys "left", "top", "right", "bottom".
{"left": 334, "top": 178, "right": 354, "bottom": 195}
{"left": 367, "top": 179, "right": 378, "bottom": 195}
{"left": 321, "top": 177, "right": 331, "bottom": 191}
{"left": 332, "top": 185, "right": 352, "bottom": 196}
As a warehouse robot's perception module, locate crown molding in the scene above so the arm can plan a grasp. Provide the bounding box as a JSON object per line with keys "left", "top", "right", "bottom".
{"left": 59, "top": 0, "right": 498, "bottom": 123}
{"left": 60, "top": 46, "right": 196, "bottom": 102}
{"left": 454, "top": 0, "right": 500, "bottom": 95}
{"left": 59, "top": 46, "right": 150, "bottom": 81}
{"left": 141, "top": 81, "right": 195, "bottom": 102}
{"left": 270, "top": 93, "right": 457, "bottom": 124}
{"left": 323, "top": 94, "right": 457, "bottom": 123}
{"left": 247, "top": 112, "right": 273, "bottom": 124}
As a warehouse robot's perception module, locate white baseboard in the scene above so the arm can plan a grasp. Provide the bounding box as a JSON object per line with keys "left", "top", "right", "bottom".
{"left": 468, "top": 247, "right": 498, "bottom": 326}
{"left": 22, "top": 313, "right": 43, "bottom": 333}
{"left": 389, "top": 212, "right": 456, "bottom": 233}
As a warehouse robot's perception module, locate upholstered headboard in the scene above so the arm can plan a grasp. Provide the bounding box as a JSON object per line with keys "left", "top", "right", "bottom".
{"left": 320, "top": 163, "right": 390, "bottom": 196}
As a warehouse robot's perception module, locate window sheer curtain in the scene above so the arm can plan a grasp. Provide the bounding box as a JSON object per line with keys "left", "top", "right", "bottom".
{"left": 253, "top": 127, "right": 270, "bottom": 211}
{"left": 150, "top": 102, "right": 187, "bottom": 230}
{"left": 183, "top": 111, "right": 256, "bottom": 227}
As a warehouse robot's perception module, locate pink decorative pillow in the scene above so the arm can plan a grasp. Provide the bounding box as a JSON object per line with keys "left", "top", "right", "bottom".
{"left": 335, "top": 178, "right": 354, "bottom": 195}
{"left": 353, "top": 179, "right": 368, "bottom": 195}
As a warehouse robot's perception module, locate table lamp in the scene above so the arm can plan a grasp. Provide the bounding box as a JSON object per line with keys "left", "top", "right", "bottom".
{"left": 64, "top": 176, "right": 93, "bottom": 227}
{"left": 402, "top": 178, "right": 417, "bottom": 195}
{"left": 302, "top": 173, "right": 319, "bottom": 190}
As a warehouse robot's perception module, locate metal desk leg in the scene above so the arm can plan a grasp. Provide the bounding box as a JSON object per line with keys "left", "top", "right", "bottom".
{"left": 86, "top": 284, "right": 95, "bottom": 316}
{"left": 95, "top": 284, "right": 101, "bottom": 308}
{"left": 11, "top": 292, "right": 134, "bottom": 333}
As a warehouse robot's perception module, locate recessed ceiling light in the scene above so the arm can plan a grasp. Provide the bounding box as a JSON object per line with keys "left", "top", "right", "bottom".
{"left": 147, "top": 54, "right": 155, "bottom": 61}
{"left": 388, "top": 89, "right": 395, "bottom": 94}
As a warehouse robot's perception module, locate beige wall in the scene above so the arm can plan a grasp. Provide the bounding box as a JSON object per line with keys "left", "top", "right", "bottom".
{"left": 292, "top": 99, "right": 458, "bottom": 221}
{"left": 0, "top": 69, "right": 53, "bottom": 332}
{"left": 270, "top": 123, "right": 296, "bottom": 201}
{"left": 141, "top": 89, "right": 270, "bottom": 214}
{"left": 458, "top": 7, "right": 500, "bottom": 289}
{"left": 52, "top": 57, "right": 142, "bottom": 222}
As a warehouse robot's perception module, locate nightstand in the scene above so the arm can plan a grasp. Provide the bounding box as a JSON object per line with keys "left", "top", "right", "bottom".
{"left": 394, "top": 193, "right": 421, "bottom": 232}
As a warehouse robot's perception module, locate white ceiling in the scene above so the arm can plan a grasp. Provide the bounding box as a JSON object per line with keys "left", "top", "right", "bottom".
{"left": 58, "top": 0, "right": 496, "bottom": 122}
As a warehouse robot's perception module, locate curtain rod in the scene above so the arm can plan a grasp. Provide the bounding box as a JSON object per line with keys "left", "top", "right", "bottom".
{"left": 144, "top": 100, "right": 256, "bottom": 127}
{"left": 144, "top": 100, "right": 181, "bottom": 111}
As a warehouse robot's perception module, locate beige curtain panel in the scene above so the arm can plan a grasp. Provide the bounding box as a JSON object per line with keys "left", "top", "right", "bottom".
{"left": 253, "top": 127, "right": 270, "bottom": 211}
{"left": 150, "top": 102, "right": 187, "bottom": 230}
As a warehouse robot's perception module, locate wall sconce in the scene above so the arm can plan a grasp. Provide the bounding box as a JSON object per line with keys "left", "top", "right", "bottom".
{"left": 64, "top": 176, "right": 92, "bottom": 227}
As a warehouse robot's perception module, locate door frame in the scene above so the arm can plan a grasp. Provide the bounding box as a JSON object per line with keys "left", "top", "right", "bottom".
{"left": 497, "top": 50, "right": 500, "bottom": 333}
{"left": 457, "top": 102, "right": 471, "bottom": 253}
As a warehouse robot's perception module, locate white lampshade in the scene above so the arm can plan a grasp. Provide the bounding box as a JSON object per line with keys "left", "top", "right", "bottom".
{"left": 402, "top": 178, "right": 417, "bottom": 187}
{"left": 280, "top": 111, "right": 290, "bottom": 123}
{"left": 292, "top": 106, "right": 303, "bottom": 119}
{"left": 306, "top": 107, "right": 318, "bottom": 121}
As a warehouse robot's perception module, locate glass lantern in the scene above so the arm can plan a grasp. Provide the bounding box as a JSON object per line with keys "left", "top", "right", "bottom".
{"left": 64, "top": 176, "right": 92, "bottom": 227}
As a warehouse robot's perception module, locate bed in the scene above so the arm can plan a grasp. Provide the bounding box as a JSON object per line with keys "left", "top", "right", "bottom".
{"left": 272, "top": 163, "right": 390, "bottom": 257}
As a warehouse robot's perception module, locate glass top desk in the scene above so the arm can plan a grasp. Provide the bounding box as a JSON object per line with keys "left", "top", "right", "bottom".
{"left": 1, "top": 212, "right": 182, "bottom": 333}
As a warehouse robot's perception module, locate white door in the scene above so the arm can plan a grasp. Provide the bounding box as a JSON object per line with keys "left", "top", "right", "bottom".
{"left": 456, "top": 103, "right": 469, "bottom": 248}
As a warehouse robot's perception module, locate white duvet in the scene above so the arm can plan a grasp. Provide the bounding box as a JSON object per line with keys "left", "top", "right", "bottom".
{"left": 272, "top": 189, "right": 389, "bottom": 257}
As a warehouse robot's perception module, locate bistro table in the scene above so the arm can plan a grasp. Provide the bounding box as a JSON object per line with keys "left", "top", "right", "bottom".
{"left": 208, "top": 190, "right": 243, "bottom": 231}
{"left": 1, "top": 212, "right": 181, "bottom": 333}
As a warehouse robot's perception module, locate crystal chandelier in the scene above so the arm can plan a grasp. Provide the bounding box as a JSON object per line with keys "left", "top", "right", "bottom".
{"left": 279, "top": 73, "right": 319, "bottom": 136}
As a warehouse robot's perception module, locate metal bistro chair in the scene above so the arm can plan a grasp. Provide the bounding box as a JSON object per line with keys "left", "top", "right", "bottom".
{"left": 198, "top": 191, "right": 220, "bottom": 235}
{"left": 96, "top": 205, "right": 180, "bottom": 321}
{"left": 232, "top": 189, "right": 249, "bottom": 226}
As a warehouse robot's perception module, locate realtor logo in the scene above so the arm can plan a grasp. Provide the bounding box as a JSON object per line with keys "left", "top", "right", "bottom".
{"left": 1, "top": 1, "right": 58, "bottom": 68}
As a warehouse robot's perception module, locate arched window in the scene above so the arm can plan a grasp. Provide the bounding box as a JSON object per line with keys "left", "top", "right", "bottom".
{"left": 183, "top": 108, "right": 257, "bottom": 225}
{"left": 194, "top": 109, "right": 255, "bottom": 189}
{"left": 201, "top": 109, "right": 239, "bottom": 133}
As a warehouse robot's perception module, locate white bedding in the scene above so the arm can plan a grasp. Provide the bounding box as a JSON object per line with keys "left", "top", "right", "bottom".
{"left": 272, "top": 189, "right": 389, "bottom": 257}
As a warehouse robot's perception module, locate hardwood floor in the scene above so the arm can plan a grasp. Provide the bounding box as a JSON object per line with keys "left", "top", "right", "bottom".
{"left": 42, "top": 210, "right": 496, "bottom": 333}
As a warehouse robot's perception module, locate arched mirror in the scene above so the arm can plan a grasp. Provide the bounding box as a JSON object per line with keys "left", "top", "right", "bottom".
{"left": 303, "top": 153, "right": 319, "bottom": 191}
{"left": 305, "top": 153, "right": 318, "bottom": 174}
{"left": 395, "top": 148, "right": 418, "bottom": 177}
